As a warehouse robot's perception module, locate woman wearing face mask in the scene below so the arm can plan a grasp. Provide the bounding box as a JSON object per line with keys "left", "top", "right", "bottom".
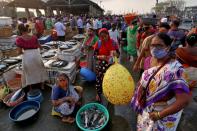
{"left": 94, "top": 28, "right": 119, "bottom": 102}
{"left": 82, "top": 27, "right": 99, "bottom": 71}
{"left": 131, "top": 33, "right": 191, "bottom": 131}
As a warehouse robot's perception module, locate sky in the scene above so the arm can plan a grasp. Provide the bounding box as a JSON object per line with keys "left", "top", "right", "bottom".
{"left": 91, "top": 0, "right": 197, "bottom": 14}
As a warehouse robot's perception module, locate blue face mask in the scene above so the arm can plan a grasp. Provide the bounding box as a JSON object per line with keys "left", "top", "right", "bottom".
{"left": 151, "top": 47, "right": 168, "bottom": 59}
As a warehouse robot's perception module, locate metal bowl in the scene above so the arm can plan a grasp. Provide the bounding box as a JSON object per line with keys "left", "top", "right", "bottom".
{"left": 4, "top": 59, "right": 19, "bottom": 65}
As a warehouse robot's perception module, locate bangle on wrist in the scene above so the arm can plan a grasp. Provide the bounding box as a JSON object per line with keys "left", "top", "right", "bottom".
{"left": 157, "top": 112, "right": 161, "bottom": 119}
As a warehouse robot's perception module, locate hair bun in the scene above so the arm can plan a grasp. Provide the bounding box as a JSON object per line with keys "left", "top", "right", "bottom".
{"left": 18, "top": 23, "right": 29, "bottom": 33}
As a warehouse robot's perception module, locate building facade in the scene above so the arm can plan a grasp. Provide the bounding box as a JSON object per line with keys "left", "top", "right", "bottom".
{"left": 46, "top": 0, "right": 104, "bottom": 16}
{"left": 0, "top": 1, "right": 17, "bottom": 18}
{"left": 184, "top": 6, "right": 197, "bottom": 21}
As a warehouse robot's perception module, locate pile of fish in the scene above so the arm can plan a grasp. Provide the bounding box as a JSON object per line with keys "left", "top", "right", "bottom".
{"left": 42, "top": 52, "right": 55, "bottom": 59}
{"left": 50, "top": 60, "right": 68, "bottom": 68}
{"left": 80, "top": 106, "right": 107, "bottom": 130}
{"left": 59, "top": 44, "right": 72, "bottom": 50}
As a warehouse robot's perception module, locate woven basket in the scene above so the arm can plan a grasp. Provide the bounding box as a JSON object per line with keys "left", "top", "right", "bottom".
{"left": 2, "top": 48, "right": 20, "bottom": 57}
{"left": 124, "top": 13, "right": 138, "bottom": 24}
{"left": 7, "top": 77, "right": 22, "bottom": 92}
{"left": 3, "top": 91, "right": 25, "bottom": 107}
{"left": 0, "top": 26, "right": 12, "bottom": 38}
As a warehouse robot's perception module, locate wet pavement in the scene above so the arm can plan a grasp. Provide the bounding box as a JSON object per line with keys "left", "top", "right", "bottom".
{"left": 177, "top": 88, "right": 197, "bottom": 131}
{"left": 0, "top": 47, "right": 196, "bottom": 131}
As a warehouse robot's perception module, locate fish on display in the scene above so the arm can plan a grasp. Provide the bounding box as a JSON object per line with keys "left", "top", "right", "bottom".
{"left": 79, "top": 106, "right": 107, "bottom": 130}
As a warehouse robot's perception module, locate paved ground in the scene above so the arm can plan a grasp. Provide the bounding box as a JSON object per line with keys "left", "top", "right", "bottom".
{"left": 0, "top": 47, "right": 196, "bottom": 131}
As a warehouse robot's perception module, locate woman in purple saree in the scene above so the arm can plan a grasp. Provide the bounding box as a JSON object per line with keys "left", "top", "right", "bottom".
{"left": 131, "top": 33, "right": 191, "bottom": 131}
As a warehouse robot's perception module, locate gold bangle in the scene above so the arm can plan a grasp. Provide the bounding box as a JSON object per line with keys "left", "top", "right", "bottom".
{"left": 157, "top": 112, "right": 161, "bottom": 119}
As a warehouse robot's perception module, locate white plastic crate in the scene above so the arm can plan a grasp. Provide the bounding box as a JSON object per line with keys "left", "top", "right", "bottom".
{"left": 46, "top": 68, "right": 77, "bottom": 85}
{"left": 45, "top": 60, "right": 77, "bottom": 85}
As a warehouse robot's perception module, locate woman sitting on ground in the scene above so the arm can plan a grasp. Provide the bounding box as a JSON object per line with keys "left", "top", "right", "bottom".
{"left": 51, "top": 73, "right": 83, "bottom": 123}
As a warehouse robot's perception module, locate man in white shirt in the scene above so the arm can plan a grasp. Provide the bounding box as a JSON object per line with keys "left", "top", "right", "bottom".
{"left": 77, "top": 17, "right": 84, "bottom": 34}
{"left": 54, "top": 18, "right": 66, "bottom": 41}
{"left": 109, "top": 23, "right": 119, "bottom": 43}
{"left": 109, "top": 23, "right": 121, "bottom": 63}
{"left": 93, "top": 17, "right": 99, "bottom": 34}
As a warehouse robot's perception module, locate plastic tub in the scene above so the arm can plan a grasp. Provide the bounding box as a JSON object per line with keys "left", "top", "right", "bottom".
{"left": 27, "top": 90, "right": 43, "bottom": 103}
{"left": 76, "top": 103, "right": 109, "bottom": 131}
{"left": 9, "top": 100, "right": 40, "bottom": 123}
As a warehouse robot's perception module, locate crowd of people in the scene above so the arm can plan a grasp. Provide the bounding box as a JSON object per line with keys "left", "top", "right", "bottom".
{"left": 12, "top": 15, "right": 125, "bottom": 40}
{"left": 13, "top": 13, "right": 197, "bottom": 130}
{"left": 81, "top": 15, "right": 197, "bottom": 131}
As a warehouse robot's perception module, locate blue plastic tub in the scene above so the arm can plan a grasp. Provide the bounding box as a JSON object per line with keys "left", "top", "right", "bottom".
{"left": 27, "top": 90, "right": 43, "bottom": 103}
{"left": 80, "top": 68, "right": 96, "bottom": 82}
{"left": 9, "top": 100, "right": 40, "bottom": 123}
